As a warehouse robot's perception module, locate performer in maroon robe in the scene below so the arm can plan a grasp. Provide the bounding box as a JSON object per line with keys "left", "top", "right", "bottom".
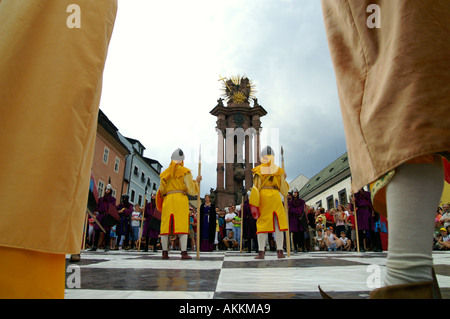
{"left": 243, "top": 192, "right": 258, "bottom": 253}
{"left": 353, "top": 188, "right": 375, "bottom": 252}
{"left": 89, "top": 184, "right": 116, "bottom": 251}
{"left": 288, "top": 188, "right": 307, "bottom": 252}
{"left": 199, "top": 195, "right": 216, "bottom": 252}
{"left": 116, "top": 194, "right": 134, "bottom": 249}
{"left": 142, "top": 191, "right": 161, "bottom": 252}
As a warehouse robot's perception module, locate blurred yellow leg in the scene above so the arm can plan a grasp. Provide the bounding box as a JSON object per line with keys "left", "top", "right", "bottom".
{"left": 0, "top": 246, "right": 65, "bottom": 299}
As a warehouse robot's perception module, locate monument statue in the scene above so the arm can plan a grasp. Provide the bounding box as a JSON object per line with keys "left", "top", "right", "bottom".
{"left": 210, "top": 75, "right": 268, "bottom": 208}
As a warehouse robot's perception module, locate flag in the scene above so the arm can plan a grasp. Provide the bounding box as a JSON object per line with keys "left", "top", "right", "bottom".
{"left": 87, "top": 172, "right": 99, "bottom": 212}
{"left": 444, "top": 158, "right": 450, "bottom": 184}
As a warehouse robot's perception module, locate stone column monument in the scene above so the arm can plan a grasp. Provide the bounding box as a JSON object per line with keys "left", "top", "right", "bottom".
{"left": 210, "top": 75, "right": 267, "bottom": 208}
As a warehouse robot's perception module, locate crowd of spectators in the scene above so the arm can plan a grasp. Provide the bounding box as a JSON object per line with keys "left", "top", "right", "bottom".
{"left": 85, "top": 189, "right": 449, "bottom": 254}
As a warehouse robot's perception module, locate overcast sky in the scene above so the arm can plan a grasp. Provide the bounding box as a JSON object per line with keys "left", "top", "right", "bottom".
{"left": 99, "top": 0, "right": 348, "bottom": 197}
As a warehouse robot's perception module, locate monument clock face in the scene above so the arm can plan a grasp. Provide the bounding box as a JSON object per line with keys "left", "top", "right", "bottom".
{"left": 234, "top": 112, "right": 244, "bottom": 125}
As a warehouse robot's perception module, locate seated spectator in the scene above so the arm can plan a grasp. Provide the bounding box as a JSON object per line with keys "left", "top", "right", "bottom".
{"left": 338, "top": 231, "right": 352, "bottom": 251}
{"left": 324, "top": 227, "right": 338, "bottom": 251}
{"left": 435, "top": 228, "right": 450, "bottom": 250}
{"left": 223, "top": 230, "right": 239, "bottom": 250}
{"left": 313, "top": 229, "right": 326, "bottom": 251}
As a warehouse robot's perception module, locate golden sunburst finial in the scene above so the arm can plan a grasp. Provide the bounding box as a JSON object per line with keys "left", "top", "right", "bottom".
{"left": 219, "top": 74, "right": 257, "bottom": 105}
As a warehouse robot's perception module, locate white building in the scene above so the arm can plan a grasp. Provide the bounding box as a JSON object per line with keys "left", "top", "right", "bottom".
{"left": 298, "top": 152, "right": 353, "bottom": 210}
{"left": 118, "top": 133, "right": 162, "bottom": 206}
{"left": 288, "top": 173, "right": 310, "bottom": 193}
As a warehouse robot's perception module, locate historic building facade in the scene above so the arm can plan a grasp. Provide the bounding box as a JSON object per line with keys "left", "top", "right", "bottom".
{"left": 91, "top": 110, "right": 129, "bottom": 203}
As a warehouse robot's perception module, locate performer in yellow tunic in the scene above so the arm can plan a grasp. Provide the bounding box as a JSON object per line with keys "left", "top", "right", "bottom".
{"left": 251, "top": 146, "right": 289, "bottom": 259}
{"left": 157, "top": 149, "right": 201, "bottom": 259}
{"left": 0, "top": 0, "right": 117, "bottom": 298}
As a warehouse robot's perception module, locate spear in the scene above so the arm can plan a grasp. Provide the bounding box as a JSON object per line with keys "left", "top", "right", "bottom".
{"left": 196, "top": 144, "right": 202, "bottom": 260}
{"left": 281, "top": 146, "right": 291, "bottom": 257}
{"left": 239, "top": 187, "right": 244, "bottom": 253}
{"left": 82, "top": 212, "right": 88, "bottom": 250}
{"left": 137, "top": 185, "right": 148, "bottom": 252}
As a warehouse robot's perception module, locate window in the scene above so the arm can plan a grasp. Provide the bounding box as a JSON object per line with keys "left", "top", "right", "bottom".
{"left": 326, "top": 195, "right": 334, "bottom": 210}
{"left": 98, "top": 180, "right": 104, "bottom": 197}
{"left": 147, "top": 177, "right": 151, "bottom": 186}
{"left": 111, "top": 188, "right": 116, "bottom": 200}
{"left": 130, "top": 189, "right": 135, "bottom": 203}
{"left": 133, "top": 166, "right": 139, "bottom": 176}
{"left": 316, "top": 200, "right": 322, "bottom": 208}
{"left": 138, "top": 194, "right": 143, "bottom": 206}
{"left": 103, "top": 147, "right": 109, "bottom": 164}
{"left": 141, "top": 172, "right": 145, "bottom": 182}
{"left": 114, "top": 157, "right": 120, "bottom": 173}
{"left": 338, "top": 189, "right": 348, "bottom": 206}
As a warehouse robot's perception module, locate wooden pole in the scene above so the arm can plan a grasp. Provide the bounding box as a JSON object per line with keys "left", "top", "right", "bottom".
{"left": 87, "top": 209, "right": 106, "bottom": 233}
{"left": 239, "top": 191, "right": 244, "bottom": 253}
{"left": 137, "top": 186, "right": 148, "bottom": 252}
{"left": 352, "top": 193, "right": 360, "bottom": 252}
{"left": 281, "top": 146, "right": 291, "bottom": 257}
{"left": 196, "top": 144, "right": 202, "bottom": 260}
{"left": 82, "top": 212, "right": 88, "bottom": 250}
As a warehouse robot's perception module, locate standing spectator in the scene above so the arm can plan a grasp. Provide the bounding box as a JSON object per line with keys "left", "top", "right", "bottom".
{"left": 225, "top": 205, "right": 237, "bottom": 237}
{"left": 217, "top": 209, "right": 226, "bottom": 250}
{"left": 346, "top": 204, "right": 357, "bottom": 250}
{"left": 110, "top": 225, "right": 117, "bottom": 250}
{"left": 440, "top": 203, "right": 450, "bottom": 228}
{"left": 189, "top": 208, "right": 196, "bottom": 251}
{"left": 232, "top": 209, "right": 242, "bottom": 248}
{"left": 130, "top": 204, "right": 142, "bottom": 249}
{"left": 199, "top": 194, "right": 216, "bottom": 252}
{"left": 324, "top": 209, "right": 335, "bottom": 230}
{"left": 87, "top": 217, "right": 95, "bottom": 248}
{"left": 307, "top": 206, "right": 317, "bottom": 250}
{"left": 335, "top": 205, "right": 348, "bottom": 238}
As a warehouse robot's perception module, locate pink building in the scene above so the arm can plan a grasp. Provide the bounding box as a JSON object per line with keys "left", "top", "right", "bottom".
{"left": 91, "top": 110, "right": 129, "bottom": 204}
